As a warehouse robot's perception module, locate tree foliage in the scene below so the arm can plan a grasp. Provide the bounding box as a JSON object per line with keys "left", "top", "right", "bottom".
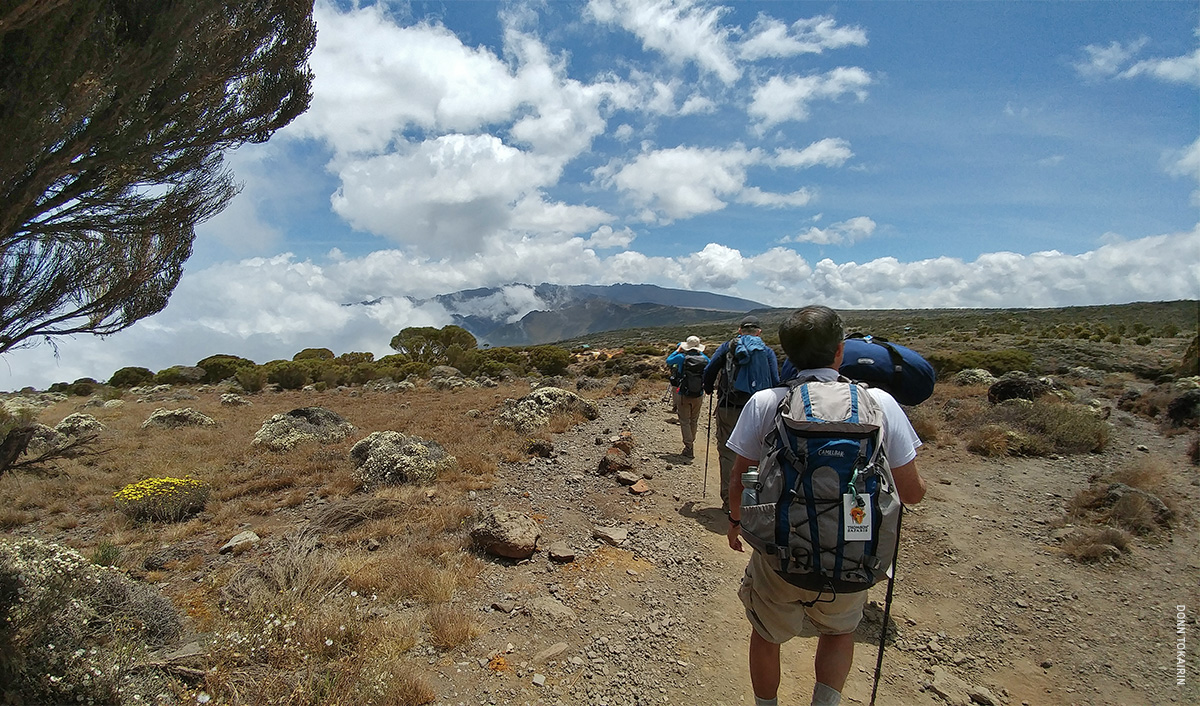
{"left": 389, "top": 325, "right": 477, "bottom": 365}
{"left": 0, "top": 0, "right": 316, "bottom": 353}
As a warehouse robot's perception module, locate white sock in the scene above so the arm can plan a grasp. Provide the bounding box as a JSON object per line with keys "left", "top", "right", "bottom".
{"left": 754, "top": 697, "right": 778, "bottom": 706}
{"left": 811, "top": 682, "right": 841, "bottom": 706}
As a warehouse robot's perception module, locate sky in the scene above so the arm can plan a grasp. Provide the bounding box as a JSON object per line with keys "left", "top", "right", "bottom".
{"left": 5, "top": 0, "right": 1199, "bottom": 390}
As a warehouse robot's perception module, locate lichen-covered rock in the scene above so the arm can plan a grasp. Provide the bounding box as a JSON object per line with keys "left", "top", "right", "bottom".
{"left": 1166, "top": 389, "right": 1200, "bottom": 427}
{"left": 576, "top": 376, "right": 606, "bottom": 391}
{"left": 470, "top": 508, "right": 540, "bottom": 559}
{"left": 363, "top": 378, "right": 416, "bottom": 393}
{"left": 252, "top": 407, "right": 354, "bottom": 452}
{"left": 952, "top": 368, "right": 997, "bottom": 386}
{"left": 142, "top": 408, "right": 216, "bottom": 430}
{"left": 55, "top": 413, "right": 104, "bottom": 437}
{"left": 220, "top": 393, "right": 251, "bottom": 406}
{"left": 987, "top": 373, "right": 1054, "bottom": 404}
{"left": 24, "top": 424, "right": 67, "bottom": 457}
{"left": 613, "top": 375, "right": 637, "bottom": 393}
{"left": 495, "top": 387, "right": 599, "bottom": 433}
{"left": 429, "top": 376, "right": 481, "bottom": 391}
{"left": 350, "top": 430, "right": 456, "bottom": 488}
{"left": 428, "top": 365, "right": 462, "bottom": 379}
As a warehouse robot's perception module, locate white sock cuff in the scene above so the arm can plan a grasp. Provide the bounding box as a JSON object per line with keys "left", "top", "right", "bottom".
{"left": 811, "top": 681, "right": 841, "bottom": 706}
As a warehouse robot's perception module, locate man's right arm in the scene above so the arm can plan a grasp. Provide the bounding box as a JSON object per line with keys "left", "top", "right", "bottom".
{"left": 891, "top": 459, "right": 926, "bottom": 505}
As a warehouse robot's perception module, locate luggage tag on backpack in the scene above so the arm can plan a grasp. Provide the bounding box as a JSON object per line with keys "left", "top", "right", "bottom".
{"left": 842, "top": 494, "right": 872, "bottom": 541}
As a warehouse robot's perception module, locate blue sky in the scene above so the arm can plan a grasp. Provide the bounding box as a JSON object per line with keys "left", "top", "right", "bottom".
{"left": 6, "top": 0, "right": 1199, "bottom": 389}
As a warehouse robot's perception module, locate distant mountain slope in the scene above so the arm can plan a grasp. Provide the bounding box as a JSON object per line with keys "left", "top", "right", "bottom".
{"left": 418, "top": 283, "right": 763, "bottom": 345}
{"left": 484, "top": 300, "right": 739, "bottom": 347}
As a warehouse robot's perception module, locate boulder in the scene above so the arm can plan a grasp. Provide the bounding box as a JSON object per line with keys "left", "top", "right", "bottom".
{"left": 951, "top": 368, "right": 997, "bottom": 386}
{"left": 1103, "top": 483, "right": 1174, "bottom": 529}
{"left": 23, "top": 424, "right": 66, "bottom": 457}
{"left": 55, "top": 413, "right": 104, "bottom": 437}
{"left": 495, "top": 387, "right": 599, "bottom": 433}
{"left": 575, "top": 376, "right": 606, "bottom": 391}
{"left": 220, "top": 393, "right": 251, "bottom": 406}
{"left": 350, "top": 430, "right": 456, "bottom": 488}
{"left": 1166, "top": 389, "right": 1200, "bottom": 427}
{"left": 142, "top": 408, "right": 216, "bottom": 430}
{"left": 471, "top": 508, "right": 540, "bottom": 559}
{"left": 428, "top": 365, "right": 463, "bottom": 379}
{"left": 252, "top": 407, "right": 354, "bottom": 452}
{"left": 598, "top": 448, "right": 634, "bottom": 475}
{"left": 987, "top": 372, "right": 1054, "bottom": 404}
{"left": 613, "top": 375, "right": 637, "bottom": 393}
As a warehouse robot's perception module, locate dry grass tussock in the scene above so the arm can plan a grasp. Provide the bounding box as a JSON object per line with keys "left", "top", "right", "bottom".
{"left": 1066, "top": 455, "right": 1184, "bottom": 539}
{"left": 934, "top": 395, "right": 1109, "bottom": 457}
{"left": 0, "top": 379, "right": 568, "bottom": 705}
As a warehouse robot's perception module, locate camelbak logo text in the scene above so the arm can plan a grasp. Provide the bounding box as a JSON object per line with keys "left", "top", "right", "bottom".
{"left": 818, "top": 449, "right": 845, "bottom": 457}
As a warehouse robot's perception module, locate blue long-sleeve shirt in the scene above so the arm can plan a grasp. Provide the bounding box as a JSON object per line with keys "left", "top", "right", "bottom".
{"left": 702, "top": 336, "right": 779, "bottom": 406}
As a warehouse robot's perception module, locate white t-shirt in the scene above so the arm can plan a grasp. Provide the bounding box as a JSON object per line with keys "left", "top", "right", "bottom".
{"left": 726, "top": 368, "right": 921, "bottom": 467}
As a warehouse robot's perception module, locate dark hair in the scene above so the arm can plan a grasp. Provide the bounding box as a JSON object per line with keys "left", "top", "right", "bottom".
{"left": 779, "top": 306, "right": 844, "bottom": 370}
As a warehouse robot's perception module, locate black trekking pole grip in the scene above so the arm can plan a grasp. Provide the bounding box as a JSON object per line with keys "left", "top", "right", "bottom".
{"left": 870, "top": 504, "right": 904, "bottom": 706}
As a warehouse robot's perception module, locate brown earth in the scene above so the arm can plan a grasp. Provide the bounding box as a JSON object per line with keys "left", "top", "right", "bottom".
{"left": 447, "top": 381, "right": 1199, "bottom": 706}
{"left": 3, "top": 374, "right": 1199, "bottom": 706}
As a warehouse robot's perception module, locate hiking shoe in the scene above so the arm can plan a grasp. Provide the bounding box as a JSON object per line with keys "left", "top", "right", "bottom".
{"left": 682, "top": 446, "right": 694, "bottom": 458}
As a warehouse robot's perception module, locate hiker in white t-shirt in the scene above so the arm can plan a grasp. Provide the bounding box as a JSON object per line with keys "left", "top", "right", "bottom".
{"left": 724, "top": 306, "right": 927, "bottom": 706}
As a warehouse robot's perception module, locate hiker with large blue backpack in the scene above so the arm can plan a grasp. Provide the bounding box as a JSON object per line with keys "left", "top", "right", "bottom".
{"left": 724, "top": 306, "right": 928, "bottom": 706}
{"left": 702, "top": 315, "right": 780, "bottom": 513}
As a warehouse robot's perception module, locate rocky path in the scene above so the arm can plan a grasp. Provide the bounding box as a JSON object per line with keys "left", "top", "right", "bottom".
{"left": 437, "top": 387, "right": 1199, "bottom": 706}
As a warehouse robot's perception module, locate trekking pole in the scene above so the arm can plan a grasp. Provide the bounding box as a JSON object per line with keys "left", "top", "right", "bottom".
{"left": 870, "top": 505, "right": 905, "bottom": 706}
{"left": 702, "top": 394, "right": 713, "bottom": 498}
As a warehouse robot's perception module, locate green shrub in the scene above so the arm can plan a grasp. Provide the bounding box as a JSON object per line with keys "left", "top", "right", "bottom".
{"left": 153, "top": 366, "right": 188, "bottom": 385}
{"left": 113, "top": 477, "right": 210, "bottom": 522}
{"left": 235, "top": 366, "right": 268, "bottom": 393}
{"left": 47, "top": 382, "right": 70, "bottom": 393}
{"left": 267, "top": 361, "right": 310, "bottom": 390}
{"left": 396, "top": 362, "right": 431, "bottom": 379}
{"left": 529, "top": 345, "right": 572, "bottom": 376}
{"left": 294, "top": 347, "right": 335, "bottom": 361}
{"left": 336, "top": 351, "right": 375, "bottom": 366}
{"left": 108, "top": 366, "right": 154, "bottom": 388}
{"left": 196, "top": 354, "right": 256, "bottom": 383}
{"left": 1135, "top": 335, "right": 1152, "bottom": 346}
{"left": 68, "top": 378, "right": 97, "bottom": 396}
{"left": 926, "top": 349, "right": 1034, "bottom": 377}
{"left": 90, "top": 541, "right": 121, "bottom": 567}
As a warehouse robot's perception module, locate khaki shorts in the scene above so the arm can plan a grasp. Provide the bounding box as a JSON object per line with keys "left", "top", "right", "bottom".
{"left": 738, "top": 551, "right": 868, "bottom": 644}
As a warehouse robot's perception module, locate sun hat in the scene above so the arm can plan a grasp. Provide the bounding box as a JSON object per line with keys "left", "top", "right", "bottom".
{"left": 680, "top": 335, "right": 705, "bottom": 352}
{"left": 739, "top": 315, "right": 762, "bottom": 330}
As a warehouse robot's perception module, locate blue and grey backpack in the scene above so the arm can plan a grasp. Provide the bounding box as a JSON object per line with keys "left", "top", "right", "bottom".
{"left": 739, "top": 377, "right": 902, "bottom": 595}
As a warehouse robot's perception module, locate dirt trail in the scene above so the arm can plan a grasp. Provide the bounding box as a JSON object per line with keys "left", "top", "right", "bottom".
{"left": 461, "top": 387, "right": 1199, "bottom": 706}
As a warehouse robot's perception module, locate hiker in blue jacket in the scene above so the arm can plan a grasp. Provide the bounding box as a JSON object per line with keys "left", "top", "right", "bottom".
{"left": 666, "top": 336, "right": 710, "bottom": 458}
{"left": 702, "top": 315, "right": 779, "bottom": 513}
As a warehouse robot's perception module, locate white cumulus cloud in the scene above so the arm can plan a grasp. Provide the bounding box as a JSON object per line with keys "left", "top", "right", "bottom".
{"left": 740, "top": 14, "right": 868, "bottom": 60}
{"left": 748, "top": 67, "right": 871, "bottom": 127}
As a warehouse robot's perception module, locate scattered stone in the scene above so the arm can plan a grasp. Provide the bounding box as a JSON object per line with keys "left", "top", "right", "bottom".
{"left": 220, "top": 393, "right": 251, "bottom": 406}
{"left": 142, "top": 408, "right": 216, "bottom": 430}
{"left": 615, "top": 470, "right": 641, "bottom": 485}
{"left": 1040, "top": 659, "right": 1053, "bottom": 669}
{"left": 952, "top": 368, "right": 997, "bottom": 387}
{"left": 969, "top": 686, "right": 998, "bottom": 705}
{"left": 492, "top": 600, "right": 516, "bottom": 614}
{"left": 471, "top": 508, "right": 540, "bottom": 559}
{"left": 593, "top": 526, "right": 628, "bottom": 545}
{"left": 495, "top": 387, "right": 598, "bottom": 433}
{"left": 351, "top": 430, "right": 456, "bottom": 488}
{"left": 547, "top": 542, "right": 576, "bottom": 563}
{"left": 598, "top": 448, "right": 634, "bottom": 475}
{"left": 987, "top": 372, "right": 1054, "bottom": 404}
{"left": 927, "top": 666, "right": 972, "bottom": 706}
{"left": 630, "top": 479, "right": 650, "bottom": 495}
{"left": 219, "top": 531, "right": 260, "bottom": 554}
{"left": 531, "top": 673, "right": 546, "bottom": 687}
{"left": 252, "top": 407, "right": 354, "bottom": 452}
{"left": 533, "top": 642, "right": 569, "bottom": 664}
{"left": 526, "top": 596, "right": 577, "bottom": 627}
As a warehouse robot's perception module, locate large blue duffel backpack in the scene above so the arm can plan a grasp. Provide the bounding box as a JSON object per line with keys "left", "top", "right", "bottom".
{"left": 838, "top": 334, "right": 936, "bottom": 405}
